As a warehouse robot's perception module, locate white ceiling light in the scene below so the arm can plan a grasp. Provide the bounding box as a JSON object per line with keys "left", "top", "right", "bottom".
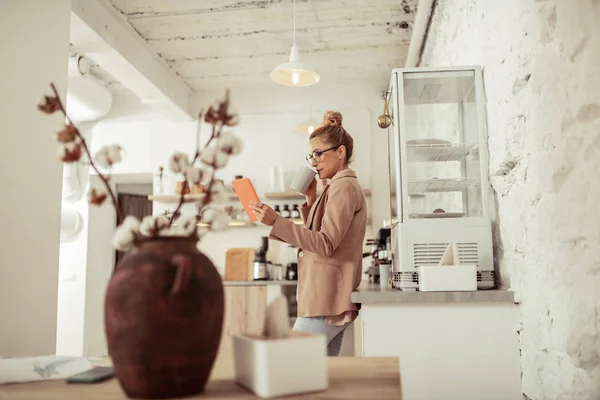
{"left": 294, "top": 118, "right": 321, "bottom": 135}
{"left": 270, "top": 0, "right": 320, "bottom": 87}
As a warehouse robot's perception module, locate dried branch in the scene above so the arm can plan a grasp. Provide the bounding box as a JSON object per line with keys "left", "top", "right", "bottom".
{"left": 169, "top": 90, "right": 233, "bottom": 229}
{"left": 49, "top": 83, "right": 124, "bottom": 225}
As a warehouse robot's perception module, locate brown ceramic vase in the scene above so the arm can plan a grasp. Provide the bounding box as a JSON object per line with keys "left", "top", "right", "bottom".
{"left": 104, "top": 237, "right": 224, "bottom": 399}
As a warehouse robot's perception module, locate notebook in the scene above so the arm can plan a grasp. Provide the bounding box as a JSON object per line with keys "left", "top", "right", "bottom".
{"left": 232, "top": 178, "right": 260, "bottom": 222}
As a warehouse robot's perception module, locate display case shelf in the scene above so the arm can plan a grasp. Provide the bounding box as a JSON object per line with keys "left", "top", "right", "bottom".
{"left": 408, "top": 178, "right": 477, "bottom": 194}
{"left": 403, "top": 71, "right": 475, "bottom": 104}
{"left": 407, "top": 143, "right": 477, "bottom": 163}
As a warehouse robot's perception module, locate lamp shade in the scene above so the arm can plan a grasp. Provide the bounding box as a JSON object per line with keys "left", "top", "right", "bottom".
{"left": 270, "top": 45, "right": 320, "bottom": 87}
{"left": 294, "top": 118, "right": 321, "bottom": 135}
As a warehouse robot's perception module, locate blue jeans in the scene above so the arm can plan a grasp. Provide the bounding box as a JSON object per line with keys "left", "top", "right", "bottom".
{"left": 292, "top": 317, "right": 350, "bottom": 356}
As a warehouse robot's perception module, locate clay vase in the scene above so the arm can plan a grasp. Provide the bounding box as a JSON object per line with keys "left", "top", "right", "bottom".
{"left": 104, "top": 237, "right": 224, "bottom": 399}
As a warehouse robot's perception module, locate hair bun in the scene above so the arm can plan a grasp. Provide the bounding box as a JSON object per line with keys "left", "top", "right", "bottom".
{"left": 323, "top": 111, "right": 342, "bottom": 127}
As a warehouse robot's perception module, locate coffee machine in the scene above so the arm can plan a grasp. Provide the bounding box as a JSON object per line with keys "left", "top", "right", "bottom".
{"left": 253, "top": 237, "right": 270, "bottom": 281}
{"left": 364, "top": 227, "right": 392, "bottom": 283}
{"left": 285, "top": 245, "right": 298, "bottom": 281}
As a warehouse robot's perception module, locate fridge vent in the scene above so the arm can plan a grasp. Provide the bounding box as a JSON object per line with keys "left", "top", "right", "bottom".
{"left": 393, "top": 271, "right": 418, "bottom": 283}
{"left": 413, "top": 242, "right": 448, "bottom": 267}
{"left": 392, "top": 271, "right": 418, "bottom": 287}
{"left": 413, "top": 242, "right": 479, "bottom": 267}
{"left": 477, "top": 271, "right": 495, "bottom": 282}
{"left": 457, "top": 242, "right": 479, "bottom": 265}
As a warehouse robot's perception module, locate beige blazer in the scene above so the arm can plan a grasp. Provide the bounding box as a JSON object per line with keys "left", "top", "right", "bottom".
{"left": 269, "top": 169, "right": 367, "bottom": 318}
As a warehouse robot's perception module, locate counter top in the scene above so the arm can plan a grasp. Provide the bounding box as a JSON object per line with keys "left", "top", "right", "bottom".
{"left": 223, "top": 280, "right": 298, "bottom": 287}
{"left": 0, "top": 357, "right": 401, "bottom": 399}
{"left": 352, "top": 283, "right": 516, "bottom": 305}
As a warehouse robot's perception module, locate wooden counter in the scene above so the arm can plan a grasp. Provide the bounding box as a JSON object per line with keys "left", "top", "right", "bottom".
{"left": 0, "top": 357, "right": 401, "bottom": 399}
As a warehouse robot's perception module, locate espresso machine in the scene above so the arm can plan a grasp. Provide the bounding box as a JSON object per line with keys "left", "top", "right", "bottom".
{"left": 364, "top": 227, "right": 392, "bottom": 283}
{"left": 286, "top": 245, "right": 298, "bottom": 281}
{"left": 253, "top": 237, "right": 270, "bottom": 281}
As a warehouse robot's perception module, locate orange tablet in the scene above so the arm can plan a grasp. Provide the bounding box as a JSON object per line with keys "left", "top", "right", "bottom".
{"left": 232, "top": 178, "right": 260, "bottom": 222}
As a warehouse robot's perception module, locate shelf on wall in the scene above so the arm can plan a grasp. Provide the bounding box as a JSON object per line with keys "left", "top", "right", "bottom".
{"left": 406, "top": 143, "right": 477, "bottom": 163}
{"left": 197, "top": 220, "right": 254, "bottom": 228}
{"left": 408, "top": 178, "right": 477, "bottom": 194}
{"left": 264, "top": 188, "right": 372, "bottom": 200}
{"left": 148, "top": 193, "right": 239, "bottom": 203}
{"left": 196, "top": 218, "right": 304, "bottom": 229}
{"left": 151, "top": 189, "right": 372, "bottom": 203}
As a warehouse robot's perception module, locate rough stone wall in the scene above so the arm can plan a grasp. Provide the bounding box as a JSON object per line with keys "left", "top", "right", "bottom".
{"left": 420, "top": 0, "right": 600, "bottom": 398}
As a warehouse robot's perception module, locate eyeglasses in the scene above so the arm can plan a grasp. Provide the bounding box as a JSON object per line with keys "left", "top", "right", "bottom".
{"left": 306, "top": 145, "right": 340, "bottom": 164}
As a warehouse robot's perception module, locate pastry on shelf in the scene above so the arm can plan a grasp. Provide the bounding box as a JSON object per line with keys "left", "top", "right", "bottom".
{"left": 176, "top": 180, "right": 191, "bottom": 195}
{"left": 192, "top": 183, "right": 205, "bottom": 194}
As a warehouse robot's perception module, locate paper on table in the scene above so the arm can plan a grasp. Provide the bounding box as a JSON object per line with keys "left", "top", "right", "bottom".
{"left": 439, "top": 243, "right": 460, "bottom": 266}
{"left": 0, "top": 355, "right": 93, "bottom": 384}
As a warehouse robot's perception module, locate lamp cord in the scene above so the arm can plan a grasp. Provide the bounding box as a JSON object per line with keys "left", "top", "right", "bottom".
{"left": 293, "top": 0, "right": 296, "bottom": 45}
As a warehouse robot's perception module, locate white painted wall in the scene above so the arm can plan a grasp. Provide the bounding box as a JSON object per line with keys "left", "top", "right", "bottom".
{"left": 0, "top": 0, "right": 71, "bottom": 356}
{"left": 56, "top": 199, "right": 89, "bottom": 356}
{"left": 420, "top": 0, "right": 600, "bottom": 398}
{"left": 56, "top": 123, "right": 92, "bottom": 356}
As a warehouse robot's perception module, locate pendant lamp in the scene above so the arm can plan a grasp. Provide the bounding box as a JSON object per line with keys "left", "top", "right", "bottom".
{"left": 294, "top": 117, "right": 320, "bottom": 135}
{"left": 270, "top": 0, "right": 320, "bottom": 87}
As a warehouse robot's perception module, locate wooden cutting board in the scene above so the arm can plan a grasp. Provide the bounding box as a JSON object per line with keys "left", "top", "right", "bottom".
{"left": 224, "top": 248, "right": 256, "bottom": 281}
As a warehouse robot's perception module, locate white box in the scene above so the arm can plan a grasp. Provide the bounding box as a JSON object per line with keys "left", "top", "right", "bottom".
{"left": 418, "top": 265, "right": 477, "bottom": 292}
{"left": 232, "top": 331, "right": 328, "bottom": 398}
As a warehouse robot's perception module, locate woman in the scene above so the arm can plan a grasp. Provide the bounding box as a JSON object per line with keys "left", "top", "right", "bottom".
{"left": 250, "top": 111, "right": 367, "bottom": 356}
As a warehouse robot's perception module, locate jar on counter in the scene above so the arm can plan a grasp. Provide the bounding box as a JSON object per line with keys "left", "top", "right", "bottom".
{"left": 274, "top": 205, "right": 281, "bottom": 215}
{"left": 290, "top": 204, "right": 300, "bottom": 219}
{"left": 281, "top": 205, "right": 291, "bottom": 218}
{"left": 271, "top": 264, "right": 284, "bottom": 281}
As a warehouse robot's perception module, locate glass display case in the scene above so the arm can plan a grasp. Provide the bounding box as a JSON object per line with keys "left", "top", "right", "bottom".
{"left": 387, "top": 66, "right": 495, "bottom": 290}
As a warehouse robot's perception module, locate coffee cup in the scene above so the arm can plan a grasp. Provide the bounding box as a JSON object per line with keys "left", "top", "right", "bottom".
{"left": 288, "top": 166, "right": 317, "bottom": 194}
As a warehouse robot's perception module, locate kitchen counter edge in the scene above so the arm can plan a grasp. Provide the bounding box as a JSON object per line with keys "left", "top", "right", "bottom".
{"left": 352, "top": 283, "right": 516, "bottom": 304}
{"left": 223, "top": 280, "right": 298, "bottom": 287}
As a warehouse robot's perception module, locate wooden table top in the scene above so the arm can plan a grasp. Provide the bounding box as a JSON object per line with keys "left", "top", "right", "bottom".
{"left": 0, "top": 357, "right": 401, "bottom": 399}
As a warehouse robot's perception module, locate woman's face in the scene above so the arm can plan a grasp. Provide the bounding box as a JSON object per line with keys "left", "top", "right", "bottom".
{"left": 308, "top": 137, "right": 345, "bottom": 180}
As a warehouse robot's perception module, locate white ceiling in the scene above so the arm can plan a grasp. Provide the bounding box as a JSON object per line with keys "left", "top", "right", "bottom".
{"left": 107, "top": 0, "right": 418, "bottom": 90}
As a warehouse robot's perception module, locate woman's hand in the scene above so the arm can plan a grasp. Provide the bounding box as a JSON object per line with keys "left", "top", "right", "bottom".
{"left": 249, "top": 201, "right": 278, "bottom": 226}
{"left": 305, "top": 179, "right": 317, "bottom": 206}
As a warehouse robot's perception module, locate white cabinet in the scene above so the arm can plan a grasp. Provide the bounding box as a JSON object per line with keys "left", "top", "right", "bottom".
{"left": 360, "top": 303, "right": 522, "bottom": 400}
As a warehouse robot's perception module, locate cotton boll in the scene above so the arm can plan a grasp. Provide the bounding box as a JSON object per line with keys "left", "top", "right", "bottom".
{"left": 94, "top": 145, "right": 123, "bottom": 169}
{"left": 178, "top": 216, "right": 198, "bottom": 236}
{"left": 112, "top": 216, "right": 140, "bottom": 251}
{"left": 210, "top": 212, "right": 231, "bottom": 232}
{"left": 139, "top": 215, "right": 169, "bottom": 237}
{"left": 169, "top": 152, "right": 190, "bottom": 173}
{"left": 201, "top": 147, "right": 229, "bottom": 168}
{"left": 210, "top": 181, "right": 228, "bottom": 203}
{"left": 95, "top": 149, "right": 111, "bottom": 169}
{"left": 218, "top": 132, "right": 242, "bottom": 155}
{"left": 107, "top": 145, "right": 122, "bottom": 164}
{"left": 214, "top": 151, "right": 229, "bottom": 168}
{"left": 88, "top": 187, "right": 108, "bottom": 205}
{"left": 57, "top": 142, "right": 82, "bottom": 162}
{"left": 200, "top": 147, "right": 216, "bottom": 165}
{"left": 121, "top": 216, "right": 140, "bottom": 232}
{"left": 184, "top": 167, "right": 206, "bottom": 185}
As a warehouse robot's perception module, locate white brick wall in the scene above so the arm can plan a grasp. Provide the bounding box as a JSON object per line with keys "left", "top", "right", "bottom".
{"left": 420, "top": 0, "right": 600, "bottom": 398}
